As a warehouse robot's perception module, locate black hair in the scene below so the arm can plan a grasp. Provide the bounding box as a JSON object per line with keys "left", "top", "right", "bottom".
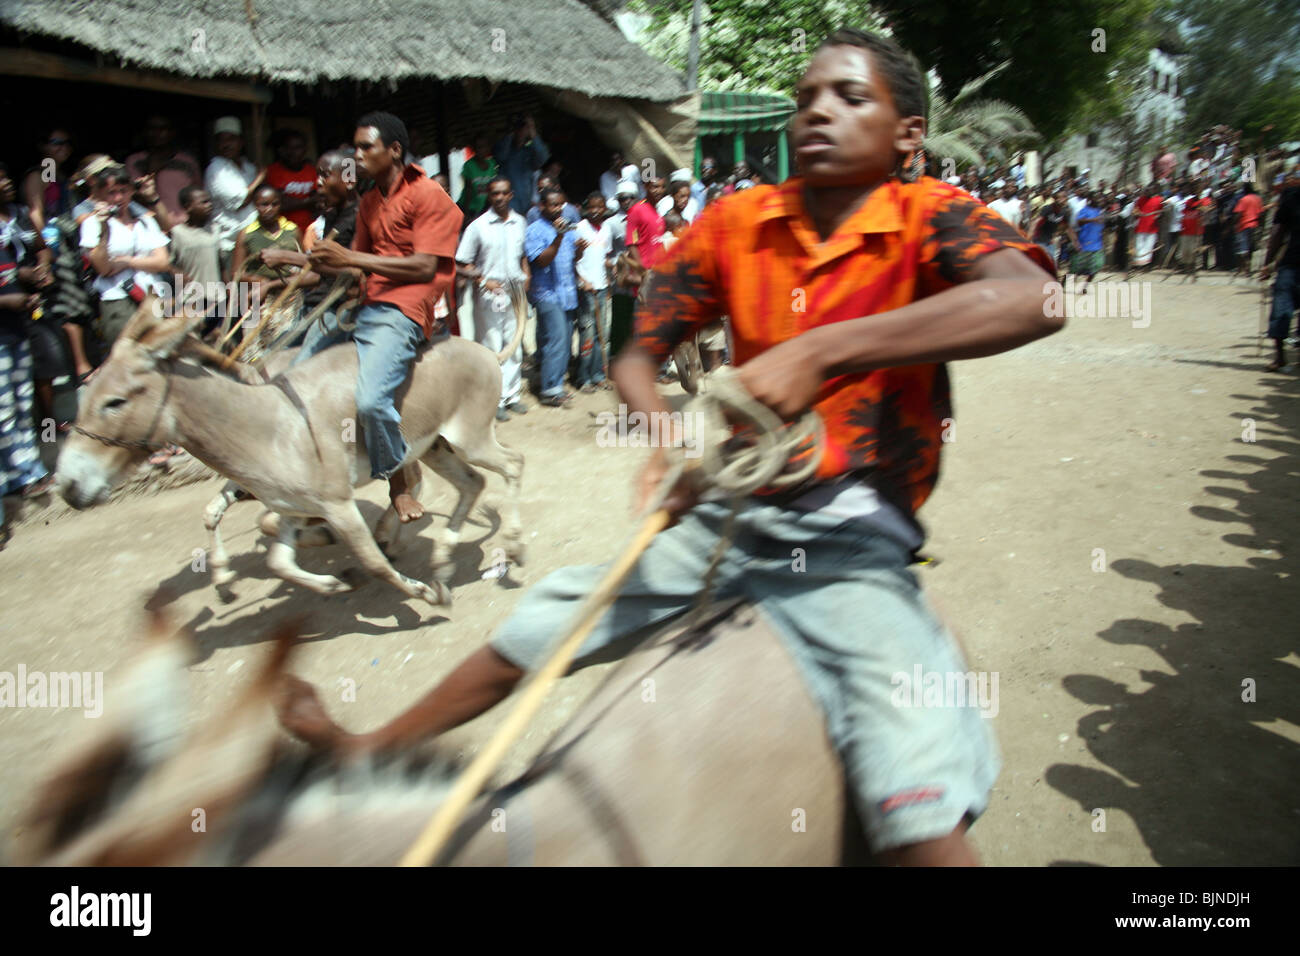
{"left": 178, "top": 185, "right": 205, "bottom": 208}
{"left": 817, "top": 27, "right": 926, "bottom": 120}
{"left": 356, "top": 111, "right": 410, "bottom": 161}
{"left": 538, "top": 186, "right": 565, "bottom": 204}
{"left": 271, "top": 128, "right": 306, "bottom": 150}
{"left": 318, "top": 149, "right": 351, "bottom": 173}
{"left": 254, "top": 184, "right": 282, "bottom": 201}
{"left": 486, "top": 176, "right": 513, "bottom": 193}
{"left": 584, "top": 190, "right": 605, "bottom": 206}
{"left": 96, "top": 165, "right": 130, "bottom": 189}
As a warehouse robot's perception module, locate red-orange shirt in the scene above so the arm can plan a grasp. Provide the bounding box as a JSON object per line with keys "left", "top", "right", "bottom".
{"left": 636, "top": 175, "right": 1053, "bottom": 515}
{"left": 354, "top": 163, "right": 463, "bottom": 336}
{"left": 1234, "top": 193, "right": 1262, "bottom": 231}
{"left": 266, "top": 161, "right": 319, "bottom": 233}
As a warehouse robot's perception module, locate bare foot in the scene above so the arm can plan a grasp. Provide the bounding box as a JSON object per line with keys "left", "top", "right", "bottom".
{"left": 389, "top": 472, "right": 424, "bottom": 523}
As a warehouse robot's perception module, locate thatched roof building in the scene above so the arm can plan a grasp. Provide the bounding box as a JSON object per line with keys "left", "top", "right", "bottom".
{"left": 1, "top": 0, "right": 686, "bottom": 101}
{"left": 1, "top": 0, "right": 697, "bottom": 184}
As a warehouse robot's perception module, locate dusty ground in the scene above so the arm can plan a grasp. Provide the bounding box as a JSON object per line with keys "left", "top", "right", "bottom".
{"left": 1, "top": 271, "right": 1297, "bottom": 865}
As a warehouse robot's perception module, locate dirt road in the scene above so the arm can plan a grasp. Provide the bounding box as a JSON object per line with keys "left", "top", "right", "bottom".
{"left": 1, "top": 273, "right": 1296, "bottom": 865}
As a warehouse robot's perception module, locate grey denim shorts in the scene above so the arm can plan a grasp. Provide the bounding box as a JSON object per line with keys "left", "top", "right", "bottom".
{"left": 491, "top": 498, "right": 1001, "bottom": 852}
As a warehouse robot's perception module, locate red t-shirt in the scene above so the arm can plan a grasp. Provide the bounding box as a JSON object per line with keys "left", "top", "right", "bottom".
{"left": 266, "top": 161, "right": 319, "bottom": 233}
{"left": 1181, "top": 197, "right": 1208, "bottom": 236}
{"left": 1135, "top": 196, "right": 1163, "bottom": 234}
{"left": 626, "top": 200, "right": 665, "bottom": 270}
{"left": 1234, "top": 193, "right": 1262, "bottom": 231}
{"left": 353, "top": 164, "right": 463, "bottom": 337}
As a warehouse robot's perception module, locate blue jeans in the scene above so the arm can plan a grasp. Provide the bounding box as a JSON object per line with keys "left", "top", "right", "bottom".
{"left": 532, "top": 298, "right": 574, "bottom": 398}
{"left": 1268, "top": 266, "right": 1297, "bottom": 341}
{"left": 491, "top": 499, "right": 999, "bottom": 852}
{"left": 291, "top": 302, "right": 425, "bottom": 479}
{"left": 575, "top": 288, "right": 607, "bottom": 386}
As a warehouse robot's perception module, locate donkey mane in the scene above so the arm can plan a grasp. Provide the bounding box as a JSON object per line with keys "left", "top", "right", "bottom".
{"left": 206, "top": 746, "right": 466, "bottom": 866}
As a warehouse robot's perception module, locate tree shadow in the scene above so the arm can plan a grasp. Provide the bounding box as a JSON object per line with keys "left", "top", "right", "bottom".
{"left": 1045, "top": 377, "right": 1300, "bottom": 864}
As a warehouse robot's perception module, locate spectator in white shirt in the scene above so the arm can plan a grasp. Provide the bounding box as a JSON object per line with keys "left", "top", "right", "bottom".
{"left": 573, "top": 191, "right": 614, "bottom": 391}
{"left": 203, "top": 116, "right": 263, "bottom": 275}
{"left": 78, "top": 166, "right": 170, "bottom": 350}
{"left": 455, "top": 176, "right": 530, "bottom": 420}
{"left": 656, "top": 170, "right": 700, "bottom": 223}
{"left": 599, "top": 151, "right": 626, "bottom": 202}
{"left": 987, "top": 185, "right": 1026, "bottom": 231}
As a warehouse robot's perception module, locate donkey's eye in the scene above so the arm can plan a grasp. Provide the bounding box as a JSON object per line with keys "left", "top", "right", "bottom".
{"left": 102, "top": 397, "right": 127, "bottom": 412}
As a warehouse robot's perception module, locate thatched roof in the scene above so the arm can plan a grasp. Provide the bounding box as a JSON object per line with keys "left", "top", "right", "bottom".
{"left": 2, "top": 0, "right": 686, "bottom": 101}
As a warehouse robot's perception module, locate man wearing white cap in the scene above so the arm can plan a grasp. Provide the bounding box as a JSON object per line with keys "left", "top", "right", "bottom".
{"left": 656, "top": 168, "right": 700, "bottom": 222}
{"left": 203, "top": 116, "right": 262, "bottom": 274}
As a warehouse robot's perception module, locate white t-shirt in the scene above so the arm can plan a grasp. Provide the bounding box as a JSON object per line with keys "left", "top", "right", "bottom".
{"left": 987, "top": 198, "right": 1024, "bottom": 229}
{"left": 79, "top": 215, "right": 170, "bottom": 299}
{"left": 574, "top": 218, "right": 612, "bottom": 290}
{"left": 204, "top": 156, "right": 258, "bottom": 253}
{"left": 455, "top": 208, "right": 528, "bottom": 284}
{"left": 1067, "top": 194, "right": 1087, "bottom": 227}
{"left": 656, "top": 194, "right": 699, "bottom": 223}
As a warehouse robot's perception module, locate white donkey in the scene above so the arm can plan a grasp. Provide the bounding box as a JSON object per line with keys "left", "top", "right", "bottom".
{"left": 56, "top": 296, "right": 526, "bottom": 606}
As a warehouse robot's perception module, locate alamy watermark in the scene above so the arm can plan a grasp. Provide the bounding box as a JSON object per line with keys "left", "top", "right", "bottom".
{"left": 0, "top": 665, "right": 103, "bottom": 718}
{"left": 1043, "top": 277, "right": 1151, "bottom": 328}
{"left": 595, "top": 403, "right": 703, "bottom": 459}
{"left": 890, "top": 665, "right": 999, "bottom": 718}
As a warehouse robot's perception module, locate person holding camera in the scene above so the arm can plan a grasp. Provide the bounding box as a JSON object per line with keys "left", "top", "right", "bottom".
{"left": 78, "top": 166, "right": 169, "bottom": 350}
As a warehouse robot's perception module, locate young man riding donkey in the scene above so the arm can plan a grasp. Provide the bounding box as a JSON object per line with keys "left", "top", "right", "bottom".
{"left": 56, "top": 112, "right": 523, "bottom": 605}
{"left": 298, "top": 111, "right": 462, "bottom": 523}
{"left": 281, "top": 29, "right": 1063, "bottom": 865}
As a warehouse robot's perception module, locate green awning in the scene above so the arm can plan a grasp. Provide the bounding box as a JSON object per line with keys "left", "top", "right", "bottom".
{"left": 697, "top": 91, "right": 795, "bottom": 134}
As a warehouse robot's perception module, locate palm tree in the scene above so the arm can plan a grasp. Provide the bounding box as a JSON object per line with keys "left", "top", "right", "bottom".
{"left": 922, "top": 61, "right": 1039, "bottom": 172}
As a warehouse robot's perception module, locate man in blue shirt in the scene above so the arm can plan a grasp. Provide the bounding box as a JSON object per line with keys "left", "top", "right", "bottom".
{"left": 496, "top": 114, "right": 549, "bottom": 216}
{"left": 1068, "top": 191, "right": 1106, "bottom": 294}
{"left": 525, "top": 187, "right": 580, "bottom": 406}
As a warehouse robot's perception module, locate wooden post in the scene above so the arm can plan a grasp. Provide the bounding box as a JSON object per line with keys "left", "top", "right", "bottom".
{"left": 250, "top": 95, "right": 265, "bottom": 167}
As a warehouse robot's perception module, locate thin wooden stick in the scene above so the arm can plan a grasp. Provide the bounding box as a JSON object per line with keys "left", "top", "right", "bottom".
{"left": 223, "top": 228, "right": 337, "bottom": 368}
{"left": 399, "top": 506, "right": 672, "bottom": 867}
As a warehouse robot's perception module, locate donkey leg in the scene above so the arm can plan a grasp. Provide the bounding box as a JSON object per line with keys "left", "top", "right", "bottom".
{"left": 322, "top": 500, "right": 449, "bottom": 606}
{"left": 457, "top": 435, "right": 526, "bottom": 566}
{"left": 203, "top": 482, "right": 243, "bottom": 588}
{"left": 422, "top": 440, "right": 485, "bottom": 584}
{"left": 266, "top": 516, "right": 355, "bottom": 595}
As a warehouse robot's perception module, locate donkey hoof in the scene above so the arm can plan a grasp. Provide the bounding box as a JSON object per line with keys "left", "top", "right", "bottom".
{"left": 424, "top": 580, "right": 452, "bottom": 606}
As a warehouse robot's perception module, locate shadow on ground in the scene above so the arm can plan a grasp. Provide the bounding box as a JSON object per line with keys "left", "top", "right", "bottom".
{"left": 1045, "top": 376, "right": 1300, "bottom": 864}
{"left": 145, "top": 498, "right": 514, "bottom": 663}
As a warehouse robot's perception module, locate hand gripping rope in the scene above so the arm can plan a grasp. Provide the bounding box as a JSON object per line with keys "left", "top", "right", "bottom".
{"left": 398, "top": 365, "right": 824, "bottom": 866}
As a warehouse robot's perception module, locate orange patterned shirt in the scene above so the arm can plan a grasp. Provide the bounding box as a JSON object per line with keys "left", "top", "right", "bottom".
{"left": 635, "top": 175, "right": 1054, "bottom": 515}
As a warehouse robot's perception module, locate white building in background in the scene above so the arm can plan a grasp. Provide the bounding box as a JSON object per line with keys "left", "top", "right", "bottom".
{"left": 1045, "top": 48, "right": 1187, "bottom": 186}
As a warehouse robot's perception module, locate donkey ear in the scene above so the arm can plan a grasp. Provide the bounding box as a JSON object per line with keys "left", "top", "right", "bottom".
{"left": 120, "top": 293, "right": 167, "bottom": 343}
{"left": 139, "top": 312, "right": 203, "bottom": 362}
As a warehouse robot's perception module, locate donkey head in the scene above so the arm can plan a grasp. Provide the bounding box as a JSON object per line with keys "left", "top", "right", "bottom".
{"left": 9, "top": 611, "right": 300, "bottom": 866}
{"left": 55, "top": 296, "right": 201, "bottom": 508}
